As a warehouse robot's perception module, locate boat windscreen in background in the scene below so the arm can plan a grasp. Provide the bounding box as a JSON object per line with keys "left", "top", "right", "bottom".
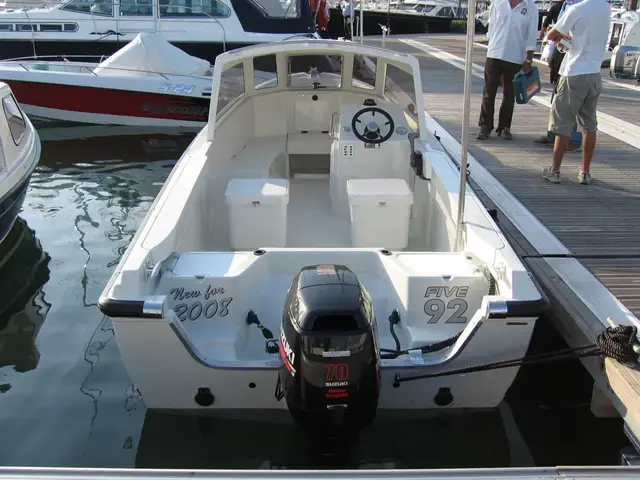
{"left": 230, "top": 0, "right": 316, "bottom": 34}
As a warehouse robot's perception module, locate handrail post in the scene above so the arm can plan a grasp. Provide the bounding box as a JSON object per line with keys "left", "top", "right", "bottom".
{"left": 454, "top": 0, "right": 476, "bottom": 252}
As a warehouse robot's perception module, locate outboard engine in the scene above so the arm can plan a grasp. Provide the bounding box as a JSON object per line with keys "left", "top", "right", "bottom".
{"left": 278, "top": 264, "right": 380, "bottom": 439}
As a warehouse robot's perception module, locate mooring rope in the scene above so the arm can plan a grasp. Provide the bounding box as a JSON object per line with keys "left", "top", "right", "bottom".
{"left": 393, "top": 325, "right": 639, "bottom": 387}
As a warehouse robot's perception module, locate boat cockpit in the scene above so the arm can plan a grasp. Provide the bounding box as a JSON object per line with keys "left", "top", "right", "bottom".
{"left": 188, "top": 40, "right": 433, "bottom": 252}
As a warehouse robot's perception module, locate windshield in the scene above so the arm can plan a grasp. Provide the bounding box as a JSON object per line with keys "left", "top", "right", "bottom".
{"left": 287, "top": 54, "right": 342, "bottom": 89}
{"left": 384, "top": 63, "right": 418, "bottom": 127}
{"left": 248, "top": 0, "right": 301, "bottom": 18}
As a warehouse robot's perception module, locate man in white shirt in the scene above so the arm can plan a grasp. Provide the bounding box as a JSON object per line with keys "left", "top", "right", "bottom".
{"left": 542, "top": 0, "right": 610, "bottom": 185}
{"left": 477, "top": 0, "right": 539, "bottom": 141}
{"left": 342, "top": 0, "right": 352, "bottom": 39}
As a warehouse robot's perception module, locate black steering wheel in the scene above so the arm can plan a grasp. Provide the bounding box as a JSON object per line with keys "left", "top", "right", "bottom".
{"left": 351, "top": 107, "right": 395, "bottom": 145}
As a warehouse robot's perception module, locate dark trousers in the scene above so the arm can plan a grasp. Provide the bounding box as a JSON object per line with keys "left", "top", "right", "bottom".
{"left": 344, "top": 16, "right": 351, "bottom": 39}
{"left": 478, "top": 57, "right": 522, "bottom": 133}
{"left": 548, "top": 48, "right": 565, "bottom": 85}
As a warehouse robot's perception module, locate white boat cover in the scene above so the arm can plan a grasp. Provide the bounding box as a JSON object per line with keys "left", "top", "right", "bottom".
{"left": 93, "top": 32, "right": 210, "bottom": 78}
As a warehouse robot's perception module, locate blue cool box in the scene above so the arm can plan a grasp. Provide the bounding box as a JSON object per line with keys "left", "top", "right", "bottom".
{"left": 513, "top": 66, "right": 542, "bottom": 104}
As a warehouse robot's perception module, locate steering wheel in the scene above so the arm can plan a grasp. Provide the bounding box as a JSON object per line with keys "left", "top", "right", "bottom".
{"left": 351, "top": 107, "right": 395, "bottom": 145}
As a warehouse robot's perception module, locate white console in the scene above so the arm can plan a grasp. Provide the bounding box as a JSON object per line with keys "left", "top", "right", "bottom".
{"left": 329, "top": 101, "right": 413, "bottom": 220}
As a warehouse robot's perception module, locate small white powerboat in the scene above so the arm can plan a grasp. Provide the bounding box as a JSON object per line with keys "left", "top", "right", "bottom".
{"left": 0, "top": 32, "right": 215, "bottom": 127}
{"left": 98, "top": 39, "right": 544, "bottom": 440}
{"left": 606, "top": 10, "right": 640, "bottom": 67}
{"left": 0, "top": 82, "right": 40, "bottom": 245}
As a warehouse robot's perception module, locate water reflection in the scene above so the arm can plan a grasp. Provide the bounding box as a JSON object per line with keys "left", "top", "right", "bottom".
{"left": 0, "top": 127, "right": 183, "bottom": 467}
{"left": 0, "top": 218, "right": 51, "bottom": 378}
{"left": 136, "top": 409, "right": 511, "bottom": 470}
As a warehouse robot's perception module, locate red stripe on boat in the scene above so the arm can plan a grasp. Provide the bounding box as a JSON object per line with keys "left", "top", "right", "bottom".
{"left": 5, "top": 80, "right": 210, "bottom": 121}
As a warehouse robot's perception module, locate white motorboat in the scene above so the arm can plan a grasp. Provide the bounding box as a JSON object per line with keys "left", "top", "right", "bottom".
{"left": 605, "top": 10, "right": 640, "bottom": 67}
{"left": 387, "top": 0, "right": 468, "bottom": 18}
{"left": 98, "top": 39, "right": 544, "bottom": 439}
{"left": 0, "top": 81, "right": 40, "bottom": 245}
{"left": 0, "top": 0, "right": 318, "bottom": 63}
{"left": 0, "top": 32, "right": 215, "bottom": 126}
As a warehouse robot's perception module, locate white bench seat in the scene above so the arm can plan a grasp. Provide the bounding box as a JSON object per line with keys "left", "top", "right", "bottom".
{"left": 231, "top": 135, "right": 287, "bottom": 178}
{"left": 287, "top": 132, "right": 333, "bottom": 155}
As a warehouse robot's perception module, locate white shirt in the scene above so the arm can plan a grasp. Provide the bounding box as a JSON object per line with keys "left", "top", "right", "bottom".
{"left": 486, "top": 0, "right": 539, "bottom": 65}
{"left": 553, "top": 0, "right": 611, "bottom": 76}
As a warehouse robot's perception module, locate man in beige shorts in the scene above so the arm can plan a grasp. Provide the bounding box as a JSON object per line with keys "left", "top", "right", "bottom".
{"left": 542, "top": 0, "right": 610, "bottom": 185}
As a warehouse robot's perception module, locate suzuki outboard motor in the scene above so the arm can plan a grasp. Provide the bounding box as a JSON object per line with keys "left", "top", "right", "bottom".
{"left": 278, "top": 264, "right": 380, "bottom": 439}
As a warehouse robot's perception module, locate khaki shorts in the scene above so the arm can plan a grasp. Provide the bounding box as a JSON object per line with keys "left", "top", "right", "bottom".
{"left": 548, "top": 73, "right": 602, "bottom": 137}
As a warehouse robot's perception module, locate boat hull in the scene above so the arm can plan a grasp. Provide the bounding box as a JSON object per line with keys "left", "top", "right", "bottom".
{"left": 0, "top": 170, "right": 31, "bottom": 246}
{"left": 112, "top": 310, "right": 536, "bottom": 411}
{"left": 4, "top": 79, "right": 209, "bottom": 127}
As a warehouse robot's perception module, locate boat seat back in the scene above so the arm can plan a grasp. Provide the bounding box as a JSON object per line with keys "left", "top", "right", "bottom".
{"left": 287, "top": 132, "right": 332, "bottom": 155}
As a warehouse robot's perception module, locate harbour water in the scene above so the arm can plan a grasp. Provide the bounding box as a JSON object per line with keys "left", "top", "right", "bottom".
{"left": 0, "top": 124, "right": 631, "bottom": 469}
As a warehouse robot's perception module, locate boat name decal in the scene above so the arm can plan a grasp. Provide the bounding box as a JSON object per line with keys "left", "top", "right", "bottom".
{"left": 159, "top": 83, "right": 197, "bottom": 95}
{"left": 423, "top": 285, "right": 469, "bottom": 325}
{"left": 141, "top": 102, "right": 209, "bottom": 118}
{"left": 170, "top": 286, "right": 232, "bottom": 322}
{"left": 170, "top": 286, "right": 225, "bottom": 301}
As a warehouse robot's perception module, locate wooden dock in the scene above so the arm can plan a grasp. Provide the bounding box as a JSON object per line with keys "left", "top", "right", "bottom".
{"left": 375, "top": 33, "right": 640, "bottom": 447}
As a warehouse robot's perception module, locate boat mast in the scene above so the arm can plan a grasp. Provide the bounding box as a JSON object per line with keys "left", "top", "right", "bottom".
{"left": 454, "top": 0, "right": 476, "bottom": 251}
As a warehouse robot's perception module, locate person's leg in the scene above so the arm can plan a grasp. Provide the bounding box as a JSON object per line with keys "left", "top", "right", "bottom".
{"left": 576, "top": 74, "right": 603, "bottom": 184}
{"left": 477, "top": 58, "right": 501, "bottom": 139}
{"left": 497, "top": 60, "right": 522, "bottom": 138}
{"left": 544, "top": 76, "right": 581, "bottom": 182}
{"left": 551, "top": 133, "right": 570, "bottom": 171}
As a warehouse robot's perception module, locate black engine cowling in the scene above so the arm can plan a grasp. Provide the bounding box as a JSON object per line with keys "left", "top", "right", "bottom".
{"left": 278, "top": 264, "right": 380, "bottom": 438}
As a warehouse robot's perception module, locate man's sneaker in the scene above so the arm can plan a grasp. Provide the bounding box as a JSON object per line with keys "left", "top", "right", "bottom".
{"left": 476, "top": 129, "right": 491, "bottom": 140}
{"left": 578, "top": 171, "right": 591, "bottom": 185}
{"left": 498, "top": 127, "right": 513, "bottom": 140}
{"left": 542, "top": 167, "right": 561, "bottom": 183}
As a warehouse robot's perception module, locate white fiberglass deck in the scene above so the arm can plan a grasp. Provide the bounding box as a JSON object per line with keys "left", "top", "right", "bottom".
{"left": 286, "top": 176, "right": 351, "bottom": 248}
